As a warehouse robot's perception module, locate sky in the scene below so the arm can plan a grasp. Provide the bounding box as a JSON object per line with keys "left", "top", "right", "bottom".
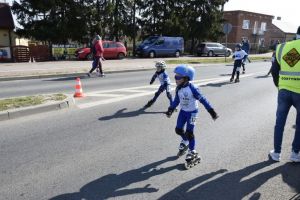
{"left": 224, "top": 0, "right": 299, "bottom": 27}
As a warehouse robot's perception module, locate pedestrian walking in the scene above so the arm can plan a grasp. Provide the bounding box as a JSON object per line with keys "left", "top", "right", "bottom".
{"left": 165, "top": 65, "right": 218, "bottom": 168}
{"left": 269, "top": 26, "right": 300, "bottom": 162}
{"left": 144, "top": 61, "right": 173, "bottom": 108}
{"left": 230, "top": 44, "right": 248, "bottom": 82}
{"left": 241, "top": 39, "right": 251, "bottom": 63}
{"left": 87, "top": 35, "right": 105, "bottom": 77}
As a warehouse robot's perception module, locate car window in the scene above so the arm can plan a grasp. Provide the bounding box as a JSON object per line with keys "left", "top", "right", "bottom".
{"left": 117, "top": 43, "right": 124, "bottom": 47}
{"left": 109, "top": 43, "right": 117, "bottom": 48}
{"left": 155, "top": 39, "right": 164, "bottom": 45}
{"left": 103, "top": 42, "right": 109, "bottom": 48}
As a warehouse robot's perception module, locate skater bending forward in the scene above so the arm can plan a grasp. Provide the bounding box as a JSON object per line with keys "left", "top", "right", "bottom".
{"left": 231, "top": 44, "right": 248, "bottom": 83}
{"left": 144, "top": 61, "right": 173, "bottom": 108}
{"left": 165, "top": 65, "right": 218, "bottom": 163}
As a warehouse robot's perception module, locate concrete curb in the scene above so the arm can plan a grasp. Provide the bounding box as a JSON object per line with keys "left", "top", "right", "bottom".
{"left": 0, "top": 68, "right": 154, "bottom": 82}
{"left": 0, "top": 96, "right": 75, "bottom": 121}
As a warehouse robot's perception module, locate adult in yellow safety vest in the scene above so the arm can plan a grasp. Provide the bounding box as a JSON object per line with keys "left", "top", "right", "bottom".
{"left": 269, "top": 26, "right": 300, "bottom": 162}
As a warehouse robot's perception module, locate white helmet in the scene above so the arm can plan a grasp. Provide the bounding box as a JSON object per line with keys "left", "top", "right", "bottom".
{"left": 155, "top": 61, "right": 166, "bottom": 69}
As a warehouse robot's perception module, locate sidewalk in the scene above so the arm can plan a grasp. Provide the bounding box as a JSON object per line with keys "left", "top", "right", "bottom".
{"left": 0, "top": 53, "right": 272, "bottom": 81}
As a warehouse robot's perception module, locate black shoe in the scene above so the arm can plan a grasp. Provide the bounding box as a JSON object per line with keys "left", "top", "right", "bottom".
{"left": 230, "top": 78, "right": 234, "bottom": 82}
{"left": 242, "top": 70, "right": 245, "bottom": 74}
{"left": 235, "top": 78, "right": 240, "bottom": 83}
{"left": 87, "top": 73, "right": 91, "bottom": 77}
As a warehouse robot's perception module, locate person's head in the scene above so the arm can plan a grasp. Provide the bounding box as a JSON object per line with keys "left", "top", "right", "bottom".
{"left": 296, "top": 26, "right": 300, "bottom": 40}
{"left": 173, "top": 65, "right": 195, "bottom": 86}
{"left": 155, "top": 61, "right": 166, "bottom": 72}
{"left": 235, "top": 43, "right": 242, "bottom": 51}
{"left": 95, "top": 35, "right": 102, "bottom": 41}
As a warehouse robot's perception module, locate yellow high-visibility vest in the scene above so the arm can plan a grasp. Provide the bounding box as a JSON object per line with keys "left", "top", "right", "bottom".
{"left": 276, "top": 40, "right": 300, "bottom": 93}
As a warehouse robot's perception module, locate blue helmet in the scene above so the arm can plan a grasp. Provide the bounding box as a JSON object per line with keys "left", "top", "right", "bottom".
{"left": 174, "top": 64, "right": 195, "bottom": 80}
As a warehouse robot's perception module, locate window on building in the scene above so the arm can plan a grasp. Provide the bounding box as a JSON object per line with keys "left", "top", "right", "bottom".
{"left": 242, "top": 20, "right": 250, "bottom": 29}
{"left": 253, "top": 21, "right": 258, "bottom": 34}
{"left": 261, "top": 22, "right": 267, "bottom": 31}
{"left": 259, "top": 38, "right": 265, "bottom": 47}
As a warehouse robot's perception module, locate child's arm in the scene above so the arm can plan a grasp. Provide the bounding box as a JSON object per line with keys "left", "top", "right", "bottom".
{"left": 190, "top": 85, "right": 218, "bottom": 120}
{"left": 150, "top": 73, "right": 157, "bottom": 84}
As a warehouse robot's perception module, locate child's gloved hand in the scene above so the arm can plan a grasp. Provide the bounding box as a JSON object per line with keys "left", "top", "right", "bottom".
{"left": 165, "top": 107, "right": 174, "bottom": 118}
{"left": 208, "top": 109, "right": 218, "bottom": 120}
{"left": 150, "top": 80, "right": 154, "bottom": 85}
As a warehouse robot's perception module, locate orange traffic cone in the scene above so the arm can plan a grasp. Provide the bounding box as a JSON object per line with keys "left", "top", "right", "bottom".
{"left": 74, "top": 77, "right": 85, "bottom": 98}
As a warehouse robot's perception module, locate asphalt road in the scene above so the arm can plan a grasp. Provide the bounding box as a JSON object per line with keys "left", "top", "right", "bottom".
{"left": 0, "top": 62, "right": 299, "bottom": 200}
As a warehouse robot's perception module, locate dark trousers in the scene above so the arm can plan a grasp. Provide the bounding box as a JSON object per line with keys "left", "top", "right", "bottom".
{"left": 231, "top": 60, "right": 242, "bottom": 80}
{"left": 274, "top": 89, "right": 300, "bottom": 153}
{"left": 89, "top": 56, "right": 103, "bottom": 74}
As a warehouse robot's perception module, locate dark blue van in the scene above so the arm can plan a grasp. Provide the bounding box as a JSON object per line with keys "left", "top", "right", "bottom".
{"left": 136, "top": 36, "right": 184, "bottom": 58}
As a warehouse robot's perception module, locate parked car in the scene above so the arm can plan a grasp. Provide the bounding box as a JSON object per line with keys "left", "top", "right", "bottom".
{"left": 196, "top": 42, "right": 232, "bottom": 57}
{"left": 136, "top": 36, "right": 184, "bottom": 58}
{"left": 75, "top": 41, "right": 127, "bottom": 60}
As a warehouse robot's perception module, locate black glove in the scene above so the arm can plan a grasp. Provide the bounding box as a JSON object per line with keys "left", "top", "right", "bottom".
{"left": 208, "top": 108, "right": 218, "bottom": 120}
{"left": 150, "top": 78, "right": 155, "bottom": 85}
{"left": 165, "top": 107, "right": 174, "bottom": 118}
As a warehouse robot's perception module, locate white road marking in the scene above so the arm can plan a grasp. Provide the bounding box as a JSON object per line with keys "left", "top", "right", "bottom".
{"left": 87, "top": 93, "right": 124, "bottom": 97}
{"left": 77, "top": 72, "right": 264, "bottom": 109}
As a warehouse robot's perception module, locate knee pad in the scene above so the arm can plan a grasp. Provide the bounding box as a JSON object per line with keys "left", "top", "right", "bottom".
{"left": 186, "top": 131, "right": 194, "bottom": 140}
{"left": 175, "top": 128, "right": 184, "bottom": 136}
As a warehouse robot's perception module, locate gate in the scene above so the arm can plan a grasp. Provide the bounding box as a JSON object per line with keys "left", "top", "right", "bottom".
{"left": 12, "top": 45, "right": 30, "bottom": 62}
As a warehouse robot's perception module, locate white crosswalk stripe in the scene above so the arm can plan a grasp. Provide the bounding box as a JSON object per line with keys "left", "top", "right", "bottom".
{"left": 77, "top": 72, "right": 261, "bottom": 109}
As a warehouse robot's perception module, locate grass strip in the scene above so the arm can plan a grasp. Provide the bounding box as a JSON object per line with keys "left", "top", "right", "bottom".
{"left": 0, "top": 94, "right": 67, "bottom": 111}
{"left": 166, "top": 56, "right": 271, "bottom": 65}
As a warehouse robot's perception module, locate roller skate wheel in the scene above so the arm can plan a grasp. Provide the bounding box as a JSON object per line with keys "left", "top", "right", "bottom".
{"left": 184, "top": 163, "right": 191, "bottom": 169}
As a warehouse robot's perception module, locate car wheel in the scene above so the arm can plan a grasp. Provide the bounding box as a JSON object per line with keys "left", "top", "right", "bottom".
{"left": 149, "top": 51, "right": 155, "bottom": 58}
{"left": 175, "top": 50, "right": 180, "bottom": 57}
{"left": 86, "top": 54, "right": 93, "bottom": 60}
{"left": 226, "top": 51, "right": 231, "bottom": 57}
{"left": 207, "top": 51, "right": 214, "bottom": 57}
{"left": 117, "top": 53, "right": 125, "bottom": 59}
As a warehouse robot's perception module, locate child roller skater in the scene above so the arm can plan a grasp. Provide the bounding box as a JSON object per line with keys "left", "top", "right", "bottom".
{"left": 165, "top": 65, "right": 218, "bottom": 169}
{"left": 144, "top": 61, "right": 173, "bottom": 108}
{"left": 230, "top": 44, "right": 248, "bottom": 83}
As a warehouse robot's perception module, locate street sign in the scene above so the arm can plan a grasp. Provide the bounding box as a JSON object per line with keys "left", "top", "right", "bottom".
{"left": 223, "top": 23, "right": 232, "bottom": 35}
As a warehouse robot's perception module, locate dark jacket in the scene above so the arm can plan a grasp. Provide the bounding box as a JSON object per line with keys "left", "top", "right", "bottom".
{"left": 271, "top": 56, "right": 280, "bottom": 87}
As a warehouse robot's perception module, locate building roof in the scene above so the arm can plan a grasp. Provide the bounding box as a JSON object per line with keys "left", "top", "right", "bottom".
{"left": 0, "top": 3, "right": 15, "bottom": 29}
{"left": 272, "top": 20, "right": 298, "bottom": 34}
{"left": 224, "top": 10, "right": 274, "bottom": 18}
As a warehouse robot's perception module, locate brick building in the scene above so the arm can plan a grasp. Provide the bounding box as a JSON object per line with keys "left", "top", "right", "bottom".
{"left": 223, "top": 10, "right": 275, "bottom": 53}
{"left": 269, "top": 19, "right": 297, "bottom": 46}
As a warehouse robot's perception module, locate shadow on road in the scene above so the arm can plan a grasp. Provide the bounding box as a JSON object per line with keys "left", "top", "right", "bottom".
{"left": 44, "top": 75, "right": 90, "bottom": 82}
{"left": 219, "top": 73, "right": 232, "bottom": 76}
{"left": 99, "top": 107, "right": 165, "bottom": 121}
{"left": 158, "top": 160, "right": 300, "bottom": 200}
{"left": 200, "top": 81, "right": 232, "bottom": 88}
{"left": 255, "top": 75, "right": 271, "bottom": 79}
{"left": 49, "top": 156, "right": 180, "bottom": 200}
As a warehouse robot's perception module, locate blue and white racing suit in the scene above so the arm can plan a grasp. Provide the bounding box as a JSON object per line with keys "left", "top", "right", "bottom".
{"left": 150, "top": 70, "right": 172, "bottom": 105}
{"left": 170, "top": 83, "right": 213, "bottom": 151}
{"left": 231, "top": 49, "right": 247, "bottom": 79}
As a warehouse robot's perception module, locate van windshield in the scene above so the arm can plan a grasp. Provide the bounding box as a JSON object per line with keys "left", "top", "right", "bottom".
{"left": 142, "top": 36, "right": 158, "bottom": 45}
